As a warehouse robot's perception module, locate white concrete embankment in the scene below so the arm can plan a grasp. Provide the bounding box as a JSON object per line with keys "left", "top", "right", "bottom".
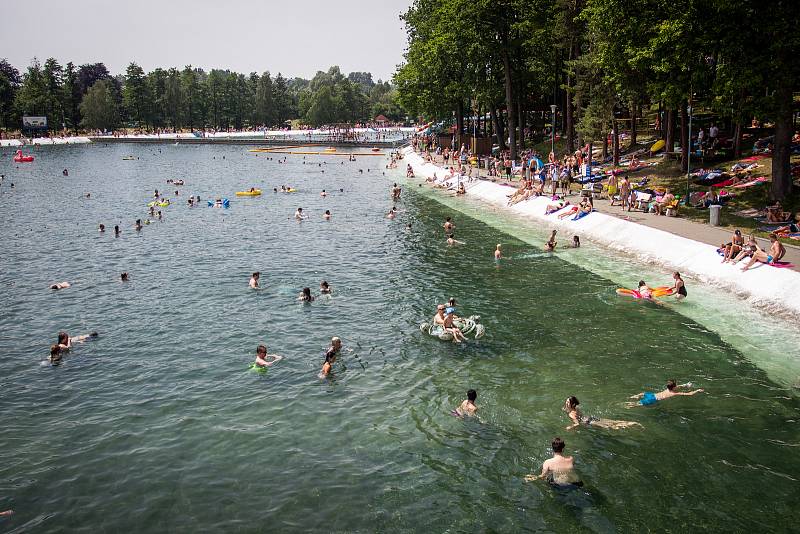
{"left": 402, "top": 146, "right": 800, "bottom": 321}
{"left": 1, "top": 136, "right": 92, "bottom": 147}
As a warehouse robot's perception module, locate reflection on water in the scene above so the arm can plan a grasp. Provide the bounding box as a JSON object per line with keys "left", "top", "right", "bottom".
{"left": 0, "top": 143, "right": 797, "bottom": 532}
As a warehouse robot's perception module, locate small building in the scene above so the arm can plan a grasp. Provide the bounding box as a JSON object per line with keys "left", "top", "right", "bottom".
{"left": 374, "top": 114, "right": 390, "bottom": 125}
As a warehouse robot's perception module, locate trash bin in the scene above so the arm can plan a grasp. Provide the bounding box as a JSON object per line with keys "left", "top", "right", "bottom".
{"left": 709, "top": 204, "right": 721, "bottom": 226}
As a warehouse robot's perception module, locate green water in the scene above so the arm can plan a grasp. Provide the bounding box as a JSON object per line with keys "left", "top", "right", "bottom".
{"left": 0, "top": 143, "right": 798, "bottom": 532}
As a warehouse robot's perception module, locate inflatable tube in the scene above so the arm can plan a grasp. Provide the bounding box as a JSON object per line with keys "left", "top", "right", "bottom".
{"left": 650, "top": 140, "right": 666, "bottom": 153}
{"left": 235, "top": 190, "right": 262, "bottom": 196}
{"left": 616, "top": 286, "right": 673, "bottom": 299}
{"left": 249, "top": 364, "right": 268, "bottom": 374}
{"left": 207, "top": 199, "right": 230, "bottom": 208}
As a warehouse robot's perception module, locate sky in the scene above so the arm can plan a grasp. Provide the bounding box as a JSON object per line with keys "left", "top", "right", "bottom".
{"left": 0, "top": 0, "right": 411, "bottom": 81}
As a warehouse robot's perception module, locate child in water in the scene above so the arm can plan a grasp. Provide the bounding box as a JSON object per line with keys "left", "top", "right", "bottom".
{"left": 253, "top": 344, "right": 283, "bottom": 369}
{"left": 454, "top": 389, "right": 478, "bottom": 417}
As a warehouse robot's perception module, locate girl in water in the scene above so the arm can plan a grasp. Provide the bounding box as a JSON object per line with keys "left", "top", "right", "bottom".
{"left": 564, "top": 396, "right": 642, "bottom": 430}
{"left": 298, "top": 287, "right": 314, "bottom": 302}
{"left": 670, "top": 272, "right": 687, "bottom": 300}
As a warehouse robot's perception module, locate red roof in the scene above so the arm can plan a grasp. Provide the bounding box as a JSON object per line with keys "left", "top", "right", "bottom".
{"left": 374, "top": 114, "right": 389, "bottom": 122}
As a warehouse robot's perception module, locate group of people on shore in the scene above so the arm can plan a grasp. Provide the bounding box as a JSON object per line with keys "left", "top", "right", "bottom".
{"left": 719, "top": 229, "right": 787, "bottom": 271}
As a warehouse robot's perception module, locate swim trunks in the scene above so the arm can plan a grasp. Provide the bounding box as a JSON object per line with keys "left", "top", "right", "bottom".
{"left": 640, "top": 392, "right": 658, "bottom": 406}
{"left": 766, "top": 255, "right": 773, "bottom": 263}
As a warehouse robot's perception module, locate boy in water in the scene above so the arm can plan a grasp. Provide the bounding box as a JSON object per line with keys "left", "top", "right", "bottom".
{"left": 455, "top": 389, "right": 478, "bottom": 417}
{"left": 525, "top": 438, "right": 582, "bottom": 486}
{"left": 629, "top": 379, "right": 704, "bottom": 406}
{"left": 254, "top": 344, "right": 282, "bottom": 369}
{"left": 494, "top": 244, "right": 502, "bottom": 259}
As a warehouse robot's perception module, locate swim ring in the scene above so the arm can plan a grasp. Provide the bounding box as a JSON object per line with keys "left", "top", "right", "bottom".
{"left": 207, "top": 199, "right": 230, "bottom": 208}
{"left": 235, "top": 190, "right": 262, "bottom": 196}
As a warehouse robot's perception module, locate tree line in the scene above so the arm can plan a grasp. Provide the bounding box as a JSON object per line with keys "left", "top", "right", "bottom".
{"left": 0, "top": 59, "right": 407, "bottom": 134}
{"left": 394, "top": 0, "right": 798, "bottom": 200}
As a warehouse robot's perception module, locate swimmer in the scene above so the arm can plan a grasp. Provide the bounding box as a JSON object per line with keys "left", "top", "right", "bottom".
{"left": 524, "top": 437, "right": 582, "bottom": 486}
{"left": 121, "top": 272, "right": 129, "bottom": 282}
{"left": 670, "top": 272, "right": 687, "bottom": 300}
{"left": 294, "top": 207, "right": 307, "bottom": 220}
{"left": 454, "top": 389, "right": 478, "bottom": 416}
{"left": 323, "top": 210, "right": 331, "bottom": 220}
{"left": 57, "top": 330, "right": 98, "bottom": 350}
{"left": 135, "top": 219, "right": 142, "bottom": 231}
{"left": 545, "top": 230, "right": 557, "bottom": 252}
{"left": 63, "top": 168, "right": 69, "bottom": 176}
{"left": 443, "top": 217, "right": 455, "bottom": 235}
{"left": 571, "top": 236, "right": 580, "bottom": 248}
{"left": 298, "top": 287, "right": 314, "bottom": 302}
{"left": 273, "top": 187, "right": 278, "bottom": 193}
{"left": 320, "top": 189, "right": 327, "bottom": 198}
{"left": 406, "top": 223, "right": 412, "bottom": 231}
{"left": 320, "top": 337, "right": 342, "bottom": 377}
{"left": 114, "top": 225, "right": 120, "bottom": 237}
{"left": 564, "top": 396, "right": 642, "bottom": 430}
{"left": 99, "top": 224, "right": 105, "bottom": 233}
{"left": 49, "top": 344, "right": 64, "bottom": 364}
{"left": 249, "top": 272, "right": 260, "bottom": 289}
{"left": 494, "top": 244, "right": 502, "bottom": 259}
{"left": 447, "top": 233, "right": 464, "bottom": 246}
{"left": 254, "top": 344, "right": 283, "bottom": 369}
{"left": 320, "top": 281, "right": 332, "bottom": 294}
{"left": 49, "top": 281, "right": 71, "bottom": 290}
{"left": 628, "top": 379, "right": 704, "bottom": 407}
{"left": 387, "top": 207, "right": 397, "bottom": 219}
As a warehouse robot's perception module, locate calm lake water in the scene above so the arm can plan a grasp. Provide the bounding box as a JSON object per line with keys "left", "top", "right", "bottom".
{"left": 1, "top": 143, "right": 798, "bottom": 532}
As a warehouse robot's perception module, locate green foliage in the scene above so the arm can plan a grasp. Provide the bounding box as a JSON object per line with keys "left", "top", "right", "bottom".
{"left": 80, "top": 79, "right": 119, "bottom": 131}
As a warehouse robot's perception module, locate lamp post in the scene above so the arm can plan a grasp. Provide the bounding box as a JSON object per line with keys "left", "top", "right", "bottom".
{"left": 685, "top": 88, "right": 693, "bottom": 206}
{"left": 550, "top": 104, "right": 557, "bottom": 156}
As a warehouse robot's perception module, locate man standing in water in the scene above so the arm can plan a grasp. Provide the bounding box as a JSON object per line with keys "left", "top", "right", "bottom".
{"left": 391, "top": 183, "right": 402, "bottom": 201}
{"left": 524, "top": 437, "right": 582, "bottom": 486}
{"left": 249, "top": 272, "right": 260, "bottom": 289}
{"left": 443, "top": 217, "right": 455, "bottom": 236}
{"left": 454, "top": 389, "right": 478, "bottom": 417}
{"left": 294, "top": 207, "right": 307, "bottom": 220}
{"left": 629, "top": 379, "right": 704, "bottom": 406}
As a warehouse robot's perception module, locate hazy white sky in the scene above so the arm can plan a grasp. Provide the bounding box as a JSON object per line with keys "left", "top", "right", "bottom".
{"left": 0, "top": 0, "right": 411, "bottom": 81}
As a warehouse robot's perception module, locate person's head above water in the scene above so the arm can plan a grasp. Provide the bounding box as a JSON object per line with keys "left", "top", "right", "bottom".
{"left": 565, "top": 396, "right": 579, "bottom": 410}
{"left": 638, "top": 280, "right": 646, "bottom": 288}
{"left": 320, "top": 281, "right": 329, "bottom": 289}
{"left": 252, "top": 272, "right": 260, "bottom": 279}
{"left": 256, "top": 344, "right": 267, "bottom": 356}
{"left": 467, "top": 389, "right": 477, "bottom": 402}
{"left": 121, "top": 272, "right": 128, "bottom": 281}
{"left": 666, "top": 379, "right": 677, "bottom": 391}
{"left": 552, "top": 437, "right": 565, "bottom": 454}
{"left": 57, "top": 331, "right": 69, "bottom": 345}
{"left": 331, "top": 336, "right": 341, "bottom": 349}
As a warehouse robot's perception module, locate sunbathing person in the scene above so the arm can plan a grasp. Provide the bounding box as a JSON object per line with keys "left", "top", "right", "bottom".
{"left": 731, "top": 235, "right": 758, "bottom": 265}
{"left": 741, "top": 234, "right": 786, "bottom": 271}
{"left": 654, "top": 189, "right": 675, "bottom": 216}
{"left": 545, "top": 199, "right": 569, "bottom": 215}
{"left": 766, "top": 201, "right": 790, "bottom": 223}
{"left": 721, "top": 229, "right": 745, "bottom": 263}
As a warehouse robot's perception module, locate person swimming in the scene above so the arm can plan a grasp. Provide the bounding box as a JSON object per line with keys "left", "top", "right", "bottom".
{"left": 49, "top": 344, "right": 64, "bottom": 364}
{"left": 298, "top": 287, "right": 314, "bottom": 302}
{"left": 454, "top": 389, "right": 478, "bottom": 417}
{"left": 50, "top": 281, "right": 71, "bottom": 290}
{"left": 253, "top": 344, "right": 283, "bottom": 369}
{"left": 494, "top": 244, "right": 502, "bottom": 259}
{"left": 319, "top": 281, "right": 332, "bottom": 294}
{"left": 387, "top": 207, "right": 397, "bottom": 219}
{"left": 572, "top": 236, "right": 580, "bottom": 248}
{"left": 524, "top": 437, "right": 583, "bottom": 487}
{"left": 447, "top": 234, "right": 464, "bottom": 246}
{"left": 564, "top": 396, "right": 642, "bottom": 430}
{"left": 320, "top": 337, "right": 342, "bottom": 377}
{"left": 99, "top": 224, "right": 105, "bottom": 233}
{"left": 249, "top": 272, "right": 260, "bottom": 289}
{"left": 323, "top": 210, "right": 331, "bottom": 220}
{"left": 629, "top": 379, "right": 704, "bottom": 406}
{"left": 545, "top": 230, "right": 557, "bottom": 251}
{"left": 294, "top": 207, "right": 307, "bottom": 220}
{"left": 121, "top": 272, "right": 129, "bottom": 282}
{"left": 57, "top": 330, "right": 98, "bottom": 350}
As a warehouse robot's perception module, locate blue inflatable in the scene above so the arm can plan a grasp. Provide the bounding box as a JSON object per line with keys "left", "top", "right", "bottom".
{"left": 207, "top": 198, "right": 230, "bottom": 208}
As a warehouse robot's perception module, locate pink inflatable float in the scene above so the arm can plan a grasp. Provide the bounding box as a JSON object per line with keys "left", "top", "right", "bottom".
{"left": 13, "top": 149, "right": 34, "bottom": 163}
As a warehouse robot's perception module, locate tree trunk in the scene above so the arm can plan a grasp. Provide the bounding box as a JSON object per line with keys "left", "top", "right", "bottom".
{"left": 490, "top": 108, "right": 506, "bottom": 150}
{"left": 517, "top": 92, "right": 524, "bottom": 151}
{"left": 629, "top": 102, "right": 638, "bottom": 148}
{"left": 665, "top": 109, "right": 675, "bottom": 154}
{"left": 602, "top": 130, "right": 609, "bottom": 159}
{"left": 680, "top": 103, "right": 689, "bottom": 171}
{"left": 501, "top": 48, "right": 517, "bottom": 160}
{"left": 612, "top": 118, "right": 620, "bottom": 166}
{"left": 771, "top": 83, "right": 794, "bottom": 200}
{"left": 733, "top": 120, "right": 742, "bottom": 159}
{"left": 565, "top": 40, "right": 577, "bottom": 153}
{"left": 456, "top": 101, "right": 464, "bottom": 148}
